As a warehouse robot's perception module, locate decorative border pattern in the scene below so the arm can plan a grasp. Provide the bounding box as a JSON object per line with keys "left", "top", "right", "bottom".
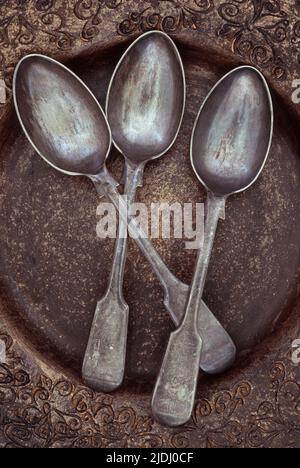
{"left": 1, "top": 331, "right": 299, "bottom": 448}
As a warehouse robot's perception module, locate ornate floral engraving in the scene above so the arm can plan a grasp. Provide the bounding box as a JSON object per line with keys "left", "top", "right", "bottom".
{"left": 217, "top": 0, "right": 290, "bottom": 80}
{"left": 0, "top": 0, "right": 75, "bottom": 50}
{"left": 74, "top": 0, "right": 123, "bottom": 41}
{"left": 0, "top": 0, "right": 75, "bottom": 104}
{"left": 170, "top": 362, "right": 300, "bottom": 448}
{"left": 118, "top": 0, "right": 215, "bottom": 35}
{"left": 0, "top": 332, "right": 253, "bottom": 448}
{"left": 1, "top": 331, "right": 298, "bottom": 448}
{"left": 0, "top": 332, "right": 161, "bottom": 448}
{"left": 247, "top": 362, "right": 300, "bottom": 448}
{"left": 170, "top": 381, "right": 253, "bottom": 448}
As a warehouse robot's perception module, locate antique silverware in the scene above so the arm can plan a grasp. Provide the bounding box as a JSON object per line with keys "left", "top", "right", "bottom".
{"left": 13, "top": 54, "right": 235, "bottom": 391}
{"left": 84, "top": 31, "right": 186, "bottom": 391}
{"left": 152, "top": 66, "right": 274, "bottom": 427}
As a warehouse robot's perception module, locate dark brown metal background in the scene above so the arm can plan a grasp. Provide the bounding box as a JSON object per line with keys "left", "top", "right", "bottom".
{"left": 0, "top": 0, "right": 299, "bottom": 448}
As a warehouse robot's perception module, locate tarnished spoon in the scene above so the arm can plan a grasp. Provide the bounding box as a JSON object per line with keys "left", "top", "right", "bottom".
{"left": 152, "top": 66, "right": 274, "bottom": 427}
{"left": 13, "top": 54, "right": 235, "bottom": 392}
{"left": 82, "top": 31, "right": 184, "bottom": 391}
{"left": 84, "top": 31, "right": 186, "bottom": 391}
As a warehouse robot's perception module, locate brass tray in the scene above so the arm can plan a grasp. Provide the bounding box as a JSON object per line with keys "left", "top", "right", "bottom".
{"left": 0, "top": 1, "right": 299, "bottom": 448}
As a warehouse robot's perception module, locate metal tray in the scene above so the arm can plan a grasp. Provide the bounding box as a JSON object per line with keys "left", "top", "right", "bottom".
{"left": 0, "top": 0, "right": 299, "bottom": 448}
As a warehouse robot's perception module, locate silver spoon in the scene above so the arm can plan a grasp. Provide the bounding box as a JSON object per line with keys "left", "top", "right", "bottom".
{"left": 83, "top": 31, "right": 185, "bottom": 392}
{"left": 84, "top": 31, "right": 186, "bottom": 391}
{"left": 13, "top": 54, "right": 235, "bottom": 390}
{"left": 152, "top": 66, "right": 274, "bottom": 427}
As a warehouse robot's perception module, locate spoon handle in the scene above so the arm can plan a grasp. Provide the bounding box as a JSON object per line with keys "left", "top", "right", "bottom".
{"left": 82, "top": 163, "right": 144, "bottom": 392}
{"left": 93, "top": 169, "right": 188, "bottom": 309}
{"left": 152, "top": 193, "right": 226, "bottom": 426}
{"left": 93, "top": 172, "right": 235, "bottom": 375}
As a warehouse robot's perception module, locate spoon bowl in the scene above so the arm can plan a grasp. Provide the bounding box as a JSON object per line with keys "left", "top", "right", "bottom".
{"left": 106, "top": 31, "right": 185, "bottom": 163}
{"left": 13, "top": 54, "right": 111, "bottom": 176}
{"left": 191, "top": 66, "right": 273, "bottom": 196}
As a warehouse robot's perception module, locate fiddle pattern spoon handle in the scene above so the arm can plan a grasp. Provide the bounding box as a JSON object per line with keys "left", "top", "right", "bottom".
{"left": 152, "top": 192, "right": 226, "bottom": 426}
{"left": 82, "top": 163, "right": 144, "bottom": 392}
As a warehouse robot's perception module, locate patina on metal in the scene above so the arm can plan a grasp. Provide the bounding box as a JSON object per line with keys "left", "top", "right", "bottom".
{"left": 152, "top": 66, "right": 274, "bottom": 427}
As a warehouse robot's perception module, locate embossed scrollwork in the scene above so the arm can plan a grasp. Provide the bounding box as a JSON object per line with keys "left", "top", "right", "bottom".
{"left": 218, "top": 0, "right": 289, "bottom": 79}
{"left": 74, "top": 0, "right": 123, "bottom": 40}
{"left": 0, "top": 1, "right": 75, "bottom": 50}
{"left": 118, "top": 1, "right": 215, "bottom": 35}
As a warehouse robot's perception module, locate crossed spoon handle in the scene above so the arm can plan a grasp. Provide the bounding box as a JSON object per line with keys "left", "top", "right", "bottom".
{"left": 82, "top": 163, "right": 145, "bottom": 391}
{"left": 152, "top": 192, "right": 226, "bottom": 426}
{"left": 84, "top": 163, "right": 235, "bottom": 392}
{"left": 91, "top": 170, "right": 235, "bottom": 377}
